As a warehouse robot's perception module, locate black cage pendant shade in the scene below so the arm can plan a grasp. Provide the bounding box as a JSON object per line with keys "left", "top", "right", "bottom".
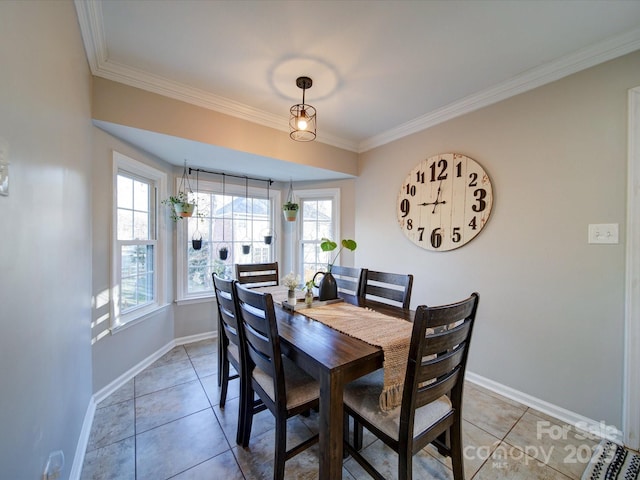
{"left": 289, "top": 76, "right": 316, "bottom": 142}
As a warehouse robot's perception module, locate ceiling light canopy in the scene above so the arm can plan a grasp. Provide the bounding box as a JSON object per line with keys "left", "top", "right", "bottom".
{"left": 289, "top": 76, "right": 316, "bottom": 142}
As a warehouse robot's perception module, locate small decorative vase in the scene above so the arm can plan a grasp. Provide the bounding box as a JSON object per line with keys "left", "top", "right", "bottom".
{"left": 242, "top": 244, "right": 250, "bottom": 254}
{"left": 305, "top": 290, "right": 313, "bottom": 306}
{"left": 288, "top": 289, "right": 296, "bottom": 303}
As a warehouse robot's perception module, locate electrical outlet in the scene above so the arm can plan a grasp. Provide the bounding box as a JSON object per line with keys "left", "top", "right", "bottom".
{"left": 42, "top": 450, "right": 64, "bottom": 480}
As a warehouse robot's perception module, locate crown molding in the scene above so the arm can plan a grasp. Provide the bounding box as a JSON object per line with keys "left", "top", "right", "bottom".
{"left": 359, "top": 27, "right": 640, "bottom": 152}
{"left": 76, "top": 1, "right": 640, "bottom": 155}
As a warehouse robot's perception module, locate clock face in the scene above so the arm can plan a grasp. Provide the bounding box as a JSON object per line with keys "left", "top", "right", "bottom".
{"left": 397, "top": 153, "right": 493, "bottom": 251}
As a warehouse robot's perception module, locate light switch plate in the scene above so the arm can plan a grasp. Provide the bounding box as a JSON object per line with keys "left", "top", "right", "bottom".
{"left": 0, "top": 162, "right": 8, "bottom": 196}
{"left": 0, "top": 138, "right": 7, "bottom": 196}
{"left": 588, "top": 224, "right": 619, "bottom": 244}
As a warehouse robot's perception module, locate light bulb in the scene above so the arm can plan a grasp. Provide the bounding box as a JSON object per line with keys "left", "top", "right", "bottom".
{"left": 297, "top": 109, "right": 308, "bottom": 130}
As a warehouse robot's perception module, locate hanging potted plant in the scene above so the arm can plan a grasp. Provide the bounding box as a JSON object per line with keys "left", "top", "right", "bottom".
{"left": 282, "top": 179, "right": 299, "bottom": 222}
{"left": 162, "top": 161, "right": 196, "bottom": 221}
{"left": 282, "top": 201, "right": 299, "bottom": 221}
{"left": 162, "top": 191, "right": 195, "bottom": 221}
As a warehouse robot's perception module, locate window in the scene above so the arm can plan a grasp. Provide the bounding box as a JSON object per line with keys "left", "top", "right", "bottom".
{"left": 112, "top": 152, "right": 167, "bottom": 329}
{"left": 298, "top": 189, "right": 340, "bottom": 283}
{"left": 177, "top": 178, "right": 279, "bottom": 300}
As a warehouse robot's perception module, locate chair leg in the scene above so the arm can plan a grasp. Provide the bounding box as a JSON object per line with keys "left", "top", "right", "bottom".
{"left": 273, "top": 416, "right": 287, "bottom": 480}
{"left": 235, "top": 373, "right": 246, "bottom": 445}
{"left": 217, "top": 334, "right": 223, "bottom": 386}
{"left": 219, "top": 354, "right": 229, "bottom": 408}
{"left": 241, "top": 387, "right": 254, "bottom": 448}
{"left": 343, "top": 413, "right": 350, "bottom": 459}
{"left": 450, "top": 421, "right": 465, "bottom": 480}
{"left": 398, "top": 448, "right": 413, "bottom": 480}
{"left": 353, "top": 418, "right": 363, "bottom": 451}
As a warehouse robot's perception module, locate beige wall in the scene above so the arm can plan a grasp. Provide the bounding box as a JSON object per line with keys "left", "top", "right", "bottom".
{"left": 92, "top": 77, "right": 359, "bottom": 177}
{"left": 357, "top": 50, "right": 640, "bottom": 426}
{"left": 91, "top": 128, "right": 178, "bottom": 392}
{"left": 0, "top": 1, "right": 93, "bottom": 478}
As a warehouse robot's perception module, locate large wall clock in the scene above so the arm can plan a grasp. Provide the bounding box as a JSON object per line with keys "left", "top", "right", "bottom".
{"left": 397, "top": 153, "right": 493, "bottom": 251}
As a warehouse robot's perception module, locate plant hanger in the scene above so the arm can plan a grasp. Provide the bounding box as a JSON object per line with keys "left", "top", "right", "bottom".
{"left": 218, "top": 174, "right": 229, "bottom": 261}
{"left": 241, "top": 177, "right": 251, "bottom": 255}
{"left": 191, "top": 168, "right": 202, "bottom": 250}
{"left": 283, "top": 179, "right": 299, "bottom": 222}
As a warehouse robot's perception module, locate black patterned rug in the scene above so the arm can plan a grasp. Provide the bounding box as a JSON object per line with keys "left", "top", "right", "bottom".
{"left": 582, "top": 440, "right": 640, "bottom": 479}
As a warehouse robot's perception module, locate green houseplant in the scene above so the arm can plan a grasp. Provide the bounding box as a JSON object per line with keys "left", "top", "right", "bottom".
{"left": 320, "top": 237, "right": 357, "bottom": 272}
{"left": 282, "top": 201, "right": 299, "bottom": 221}
{"left": 162, "top": 191, "right": 195, "bottom": 221}
{"left": 312, "top": 237, "right": 357, "bottom": 301}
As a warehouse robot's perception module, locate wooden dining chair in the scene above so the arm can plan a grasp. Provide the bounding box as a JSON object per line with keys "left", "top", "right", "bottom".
{"left": 361, "top": 269, "right": 413, "bottom": 309}
{"left": 212, "top": 274, "right": 245, "bottom": 443}
{"left": 233, "top": 282, "right": 320, "bottom": 480}
{"left": 330, "top": 265, "right": 367, "bottom": 296}
{"left": 343, "top": 293, "right": 480, "bottom": 480}
{"left": 235, "top": 261, "right": 279, "bottom": 288}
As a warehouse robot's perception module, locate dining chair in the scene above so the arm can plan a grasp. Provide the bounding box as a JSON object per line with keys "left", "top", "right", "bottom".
{"left": 233, "top": 282, "right": 320, "bottom": 480}
{"left": 235, "top": 261, "right": 279, "bottom": 288}
{"left": 330, "top": 265, "right": 367, "bottom": 296}
{"left": 343, "top": 292, "right": 480, "bottom": 480}
{"left": 361, "top": 269, "right": 413, "bottom": 309}
{"left": 212, "top": 273, "right": 246, "bottom": 444}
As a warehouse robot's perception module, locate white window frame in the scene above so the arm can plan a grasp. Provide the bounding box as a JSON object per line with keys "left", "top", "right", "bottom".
{"left": 111, "top": 151, "right": 168, "bottom": 332}
{"left": 295, "top": 188, "right": 341, "bottom": 281}
{"left": 176, "top": 178, "right": 281, "bottom": 303}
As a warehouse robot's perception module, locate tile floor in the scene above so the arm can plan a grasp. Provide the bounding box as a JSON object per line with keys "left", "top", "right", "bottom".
{"left": 80, "top": 338, "right": 597, "bottom": 479}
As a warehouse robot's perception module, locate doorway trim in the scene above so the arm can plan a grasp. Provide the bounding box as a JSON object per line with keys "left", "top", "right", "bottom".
{"left": 625, "top": 86, "right": 640, "bottom": 451}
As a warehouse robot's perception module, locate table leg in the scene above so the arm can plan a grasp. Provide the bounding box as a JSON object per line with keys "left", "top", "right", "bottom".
{"left": 319, "top": 370, "right": 344, "bottom": 479}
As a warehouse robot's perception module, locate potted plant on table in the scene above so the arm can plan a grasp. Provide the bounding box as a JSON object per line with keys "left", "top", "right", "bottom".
{"left": 312, "top": 238, "right": 357, "bottom": 300}
{"left": 282, "top": 272, "right": 301, "bottom": 303}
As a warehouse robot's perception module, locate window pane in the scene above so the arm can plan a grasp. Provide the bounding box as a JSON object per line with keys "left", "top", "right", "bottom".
{"left": 120, "top": 244, "right": 154, "bottom": 313}
{"left": 117, "top": 175, "right": 133, "bottom": 209}
{"left": 133, "top": 179, "right": 149, "bottom": 211}
{"left": 117, "top": 209, "right": 133, "bottom": 240}
{"left": 133, "top": 211, "right": 149, "bottom": 240}
{"left": 181, "top": 187, "right": 274, "bottom": 297}
{"left": 300, "top": 196, "right": 335, "bottom": 281}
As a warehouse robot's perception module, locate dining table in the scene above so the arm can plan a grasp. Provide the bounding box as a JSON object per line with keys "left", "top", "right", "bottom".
{"left": 257, "top": 286, "right": 414, "bottom": 479}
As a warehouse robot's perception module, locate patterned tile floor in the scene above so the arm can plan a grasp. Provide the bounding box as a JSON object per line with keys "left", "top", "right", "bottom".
{"left": 80, "top": 338, "right": 596, "bottom": 479}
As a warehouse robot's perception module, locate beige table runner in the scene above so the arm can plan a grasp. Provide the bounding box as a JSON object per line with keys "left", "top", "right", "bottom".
{"left": 300, "top": 302, "right": 413, "bottom": 411}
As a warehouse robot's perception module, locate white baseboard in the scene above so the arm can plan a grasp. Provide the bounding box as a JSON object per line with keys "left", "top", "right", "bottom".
{"left": 68, "top": 396, "right": 96, "bottom": 480}
{"left": 71, "top": 332, "right": 217, "bottom": 478}
{"left": 466, "top": 371, "right": 623, "bottom": 444}
{"left": 175, "top": 331, "right": 216, "bottom": 346}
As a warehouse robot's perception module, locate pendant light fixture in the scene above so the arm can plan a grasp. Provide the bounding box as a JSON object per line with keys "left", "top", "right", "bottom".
{"left": 289, "top": 76, "right": 316, "bottom": 142}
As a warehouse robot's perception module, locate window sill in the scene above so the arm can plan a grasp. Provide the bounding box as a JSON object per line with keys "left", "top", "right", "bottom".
{"left": 110, "top": 303, "right": 171, "bottom": 335}
{"left": 175, "top": 295, "right": 215, "bottom": 306}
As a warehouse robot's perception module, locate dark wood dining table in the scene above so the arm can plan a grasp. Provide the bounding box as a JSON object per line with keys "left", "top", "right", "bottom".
{"left": 273, "top": 294, "right": 414, "bottom": 479}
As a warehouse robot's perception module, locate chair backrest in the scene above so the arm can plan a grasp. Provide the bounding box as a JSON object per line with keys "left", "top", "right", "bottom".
{"left": 235, "top": 262, "right": 279, "bottom": 288}
{"left": 330, "top": 265, "right": 367, "bottom": 296}
{"left": 233, "top": 281, "right": 286, "bottom": 409}
{"left": 361, "top": 270, "right": 413, "bottom": 309}
{"left": 212, "top": 274, "right": 243, "bottom": 351}
{"left": 400, "top": 293, "right": 479, "bottom": 442}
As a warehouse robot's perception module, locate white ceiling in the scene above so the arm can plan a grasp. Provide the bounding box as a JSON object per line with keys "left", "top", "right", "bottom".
{"left": 75, "top": 0, "right": 640, "bottom": 181}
